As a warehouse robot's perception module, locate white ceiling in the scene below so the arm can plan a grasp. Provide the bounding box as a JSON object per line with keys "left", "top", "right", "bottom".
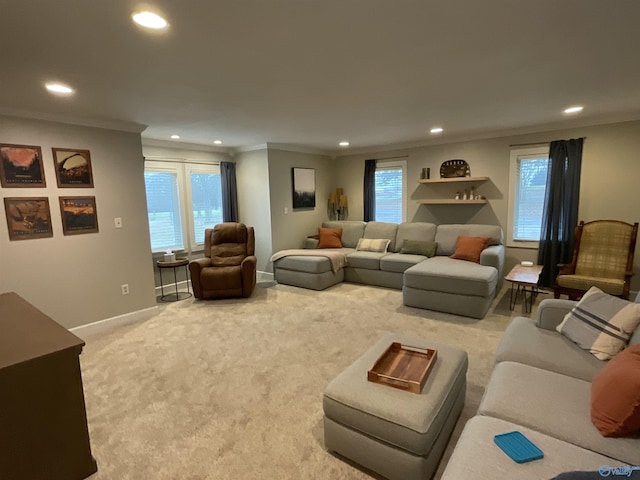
{"left": 2, "top": 0, "right": 640, "bottom": 155}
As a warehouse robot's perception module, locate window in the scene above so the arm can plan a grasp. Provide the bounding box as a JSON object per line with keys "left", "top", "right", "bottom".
{"left": 374, "top": 160, "right": 407, "bottom": 224}
{"left": 507, "top": 147, "right": 549, "bottom": 248}
{"left": 144, "top": 160, "right": 223, "bottom": 253}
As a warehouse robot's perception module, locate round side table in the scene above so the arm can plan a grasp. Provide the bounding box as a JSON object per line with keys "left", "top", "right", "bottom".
{"left": 157, "top": 258, "right": 192, "bottom": 302}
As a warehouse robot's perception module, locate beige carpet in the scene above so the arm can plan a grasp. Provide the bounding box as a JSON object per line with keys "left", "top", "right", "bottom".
{"left": 81, "top": 281, "right": 530, "bottom": 479}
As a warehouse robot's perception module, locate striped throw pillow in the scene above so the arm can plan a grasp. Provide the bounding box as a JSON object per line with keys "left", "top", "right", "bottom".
{"left": 556, "top": 287, "right": 640, "bottom": 360}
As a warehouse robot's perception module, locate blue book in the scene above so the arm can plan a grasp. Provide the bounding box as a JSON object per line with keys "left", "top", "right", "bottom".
{"left": 494, "top": 431, "right": 544, "bottom": 464}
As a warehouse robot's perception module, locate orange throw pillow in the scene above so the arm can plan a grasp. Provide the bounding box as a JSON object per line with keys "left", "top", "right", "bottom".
{"left": 591, "top": 343, "right": 640, "bottom": 437}
{"left": 450, "top": 236, "right": 491, "bottom": 263}
{"left": 317, "top": 228, "right": 343, "bottom": 249}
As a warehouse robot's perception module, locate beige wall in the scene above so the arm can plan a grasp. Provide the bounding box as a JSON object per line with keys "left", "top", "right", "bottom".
{"left": 267, "top": 148, "right": 335, "bottom": 257}
{"left": 0, "top": 115, "right": 157, "bottom": 328}
{"left": 235, "top": 149, "right": 273, "bottom": 273}
{"left": 335, "top": 120, "right": 640, "bottom": 289}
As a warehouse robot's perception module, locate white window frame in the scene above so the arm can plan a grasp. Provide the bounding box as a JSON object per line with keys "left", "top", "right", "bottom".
{"left": 507, "top": 146, "right": 549, "bottom": 249}
{"left": 375, "top": 159, "right": 407, "bottom": 224}
{"left": 145, "top": 159, "right": 221, "bottom": 254}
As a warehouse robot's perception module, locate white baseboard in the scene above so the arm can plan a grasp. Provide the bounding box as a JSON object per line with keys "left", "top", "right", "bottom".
{"left": 70, "top": 306, "right": 158, "bottom": 339}
{"left": 258, "top": 271, "right": 274, "bottom": 282}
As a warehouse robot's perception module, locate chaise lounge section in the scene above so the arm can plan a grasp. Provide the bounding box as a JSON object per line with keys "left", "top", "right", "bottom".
{"left": 272, "top": 221, "right": 505, "bottom": 318}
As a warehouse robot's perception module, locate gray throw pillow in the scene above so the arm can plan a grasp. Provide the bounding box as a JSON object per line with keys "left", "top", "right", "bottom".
{"left": 400, "top": 239, "right": 437, "bottom": 257}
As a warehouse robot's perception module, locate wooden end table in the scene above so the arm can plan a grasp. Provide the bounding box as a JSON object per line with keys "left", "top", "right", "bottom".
{"left": 504, "top": 264, "right": 543, "bottom": 313}
{"left": 157, "top": 258, "right": 192, "bottom": 302}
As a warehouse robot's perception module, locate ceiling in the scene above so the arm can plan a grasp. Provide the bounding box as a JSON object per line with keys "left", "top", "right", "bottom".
{"left": 2, "top": 0, "right": 640, "bottom": 155}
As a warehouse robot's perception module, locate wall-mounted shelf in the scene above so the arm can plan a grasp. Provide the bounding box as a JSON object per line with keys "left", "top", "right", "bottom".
{"left": 417, "top": 199, "right": 488, "bottom": 205}
{"left": 418, "top": 176, "right": 489, "bottom": 184}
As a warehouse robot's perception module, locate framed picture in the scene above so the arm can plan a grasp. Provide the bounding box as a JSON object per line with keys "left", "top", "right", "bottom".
{"left": 0, "top": 143, "right": 46, "bottom": 187}
{"left": 52, "top": 148, "right": 94, "bottom": 188}
{"left": 59, "top": 196, "right": 99, "bottom": 235}
{"left": 3, "top": 197, "right": 53, "bottom": 240}
{"left": 292, "top": 167, "right": 316, "bottom": 209}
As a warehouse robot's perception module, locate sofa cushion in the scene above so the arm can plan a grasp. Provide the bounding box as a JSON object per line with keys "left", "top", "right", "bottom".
{"left": 440, "top": 416, "right": 617, "bottom": 480}
{"left": 478, "top": 362, "right": 640, "bottom": 466}
{"left": 323, "top": 221, "right": 365, "bottom": 248}
{"left": 591, "top": 344, "right": 640, "bottom": 437}
{"left": 403, "top": 256, "right": 497, "bottom": 297}
{"left": 400, "top": 239, "right": 437, "bottom": 257}
{"left": 346, "top": 251, "right": 390, "bottom": 270}
{"left": 363, "top": 221, "right": 399, "bottom": 252}
{"left": 450, "top": 236, "right": 490, "bottom": 263}
{"left": 317, "top": 228, "right": 342, "bottom": 248}
{"left": 395, "top": 222, "right": 437, "bottom": 253}
{"left": 380, "top": 253, "right": 428, "bottom": 273}
{"left": 556, "top": 287, "right": 640, "bottom": 360}
{"left": 435, "top": 224, "right": 503, "bottom": 256}
{"left": 356, "top": 238, "right": 390, "bottom": 253}
{"left": 495, "top": 317, "right": 604, "bottom": 382}
{"left": 274, "top": 255, "right": 333, "bottom": 274}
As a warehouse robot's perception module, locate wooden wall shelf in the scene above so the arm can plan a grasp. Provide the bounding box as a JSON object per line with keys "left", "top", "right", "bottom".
{"left": 418, "top": 176, "right": 489, "bottom": 184}
{"left": 417, "top": 199, "right": 488, "bottom": 205}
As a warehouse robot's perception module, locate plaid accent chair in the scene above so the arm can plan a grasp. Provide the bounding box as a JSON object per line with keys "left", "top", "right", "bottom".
{"left": 554, "top": 220, "right": 638, "bottom": 300}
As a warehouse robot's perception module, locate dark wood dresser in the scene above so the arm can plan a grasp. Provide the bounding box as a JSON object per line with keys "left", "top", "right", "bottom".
{"left": 0, "top": 292, "right": 98, "bottom": 479}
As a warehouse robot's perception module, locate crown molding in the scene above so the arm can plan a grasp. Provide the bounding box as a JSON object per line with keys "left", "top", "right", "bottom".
{"left": 141, "top": 137, "right": 232, "bottom": 154}
{"left": 0, "top": 107, "right": 147, "bottom": 133}
{"left": 233, "top": 143, "right": 269, "bottom": 154}
{"left": 264, "top": 142, "right": 329, "bottom": 156}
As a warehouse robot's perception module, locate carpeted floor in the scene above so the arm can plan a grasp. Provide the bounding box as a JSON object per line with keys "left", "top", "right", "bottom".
{"left": 81, "top": 281, "right": 532, "bottom": 479}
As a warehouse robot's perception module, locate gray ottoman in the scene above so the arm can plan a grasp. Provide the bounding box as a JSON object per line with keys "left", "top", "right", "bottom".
{"left": 403, "top": 256, "right": 498, "bottom": 319}
{"left": 323, "top": 333, "right": 468, "bottom": 480}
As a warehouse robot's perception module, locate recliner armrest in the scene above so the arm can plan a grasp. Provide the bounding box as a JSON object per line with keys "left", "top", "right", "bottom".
{"left": 189, "top": 258, "right": 212, "bottom": 299}
{"left": 536, "top": 298, "right": 577, "bottom": 330}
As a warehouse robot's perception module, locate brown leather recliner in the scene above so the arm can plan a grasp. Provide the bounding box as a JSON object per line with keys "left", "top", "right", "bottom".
{"left": 189, "top": 223, "right": 257, "bottom": 299}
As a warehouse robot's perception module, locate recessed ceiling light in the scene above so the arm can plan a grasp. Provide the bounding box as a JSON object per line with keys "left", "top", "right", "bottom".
{"left": 213, "top": 140, "right": 222, "bottom": 145}
{"left": 45, "top": 82, "right": 74, "bottom": 95}
{"left": 563, "top": 106, "right": 584, "bottom": 114}
{"left": 132, "top": 11, "right": 168, "bottom": 29}
{"left": 170, "top": 135, "right": 180, "bottom": 139}
{"left": 339, "top": 141, "right": 350, "bottom": 147}
{"left": 430, "top": 127, "right": 444, "bottom": 134}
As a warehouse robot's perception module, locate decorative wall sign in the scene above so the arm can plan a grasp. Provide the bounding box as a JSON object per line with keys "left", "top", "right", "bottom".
{"left": 0, "top": 144, "right": 46, "bottom": 187}
{"left": 292, "top": 167, "right": 316, "bottom": 209}
{"left": 52, "top": 148, "right": 94, "bottom": 188}
{"left": 440, "top": 159, "right": 470, "bottom": 178}
{"left": 59, "top": 196, "right": 99, "bottom": 235}
{"left": 3, "top": 197, "right": 53, "bottom": 240}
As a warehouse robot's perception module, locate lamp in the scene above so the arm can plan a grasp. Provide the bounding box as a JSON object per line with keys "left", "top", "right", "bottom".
{"left": 328, "top": 188, "right": 348, "bottom": 220}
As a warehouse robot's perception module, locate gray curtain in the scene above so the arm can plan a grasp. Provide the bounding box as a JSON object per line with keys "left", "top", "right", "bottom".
{"left": 537, "top": 138, "right": 584, "bottom": 288}
{"left": 221, "top": 161, "right": 238, "bottom": 223}
{"left": 363, "top": 159, "right": 376, "bottom": 222}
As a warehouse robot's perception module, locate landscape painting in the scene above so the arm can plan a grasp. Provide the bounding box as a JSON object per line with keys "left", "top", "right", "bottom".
{"left": 52, "top": 148, "right": 94, "bottom": 187}
{"left": 59, "top": 196, "right": 99, "bottom": 235}
{"left": 3, "top": 197, "right": 53, "bottom": 240}
{"left": 292, "top": 167, "right": 315, "bottom": 209}
{"left": 0, "top": 144, "right": 46, "bottom": 187}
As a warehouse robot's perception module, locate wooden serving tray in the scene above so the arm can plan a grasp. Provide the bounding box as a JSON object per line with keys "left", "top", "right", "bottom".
{"left": 367, "top": 342, "right": 437, "bottom": 394}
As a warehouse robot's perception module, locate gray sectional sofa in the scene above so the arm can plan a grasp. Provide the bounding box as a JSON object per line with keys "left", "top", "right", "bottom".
{"left": 441, "top": 297, "right": 640, "bottom": 479}
{"left": 272, "top": 220, "right": 505, "bottom": 319}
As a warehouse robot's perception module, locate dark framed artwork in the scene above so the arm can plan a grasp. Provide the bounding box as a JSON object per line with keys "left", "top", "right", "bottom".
{"left": 3, "top": 197, "right": 53, "bottom": 240}
{"left": 292, "top": 167, "right": 316, "bottom": 209}
{"left": 0, "top": 143, "right": 46, "bottom": 187}
{"left": 52, "top": 148, "right": 94, "bottom": 188}
{"left": 59, "top": 196, "right": 99, "bottom": 235}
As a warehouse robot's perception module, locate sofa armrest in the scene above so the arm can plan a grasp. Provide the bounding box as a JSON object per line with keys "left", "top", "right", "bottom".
{"left": 305, "top": 238, "right": 319, "bottom": 249}
{"left": 241, "top": 256, "right": 257, "bottom": 297}
{"left": 536, "top": 298, "right": 577, "bottom": 330}
{"left": 480, "top": 245, "right": 505, "bottom": 290}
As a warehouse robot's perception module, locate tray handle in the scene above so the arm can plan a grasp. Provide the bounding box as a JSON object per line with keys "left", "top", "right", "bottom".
{"left": 373, "top": 373, "right": 411, "bottom": 387}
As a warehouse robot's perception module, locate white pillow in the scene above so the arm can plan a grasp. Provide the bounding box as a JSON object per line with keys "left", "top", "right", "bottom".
{"left": 355, "top": 238, "right": 390, "bottom": 253}
{"left": 556, "top": 287, "right": 640, "bottom": 360}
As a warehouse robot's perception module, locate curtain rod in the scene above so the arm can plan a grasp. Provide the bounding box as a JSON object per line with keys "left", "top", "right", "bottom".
{"left": 144, "top": 156, "right": 221, "bottom": 166}
{"left": 373, "top": 155, "right": 409, "bottom": 161}
{"left": 509, "top": 137, "right": 586, "bottom": 148}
